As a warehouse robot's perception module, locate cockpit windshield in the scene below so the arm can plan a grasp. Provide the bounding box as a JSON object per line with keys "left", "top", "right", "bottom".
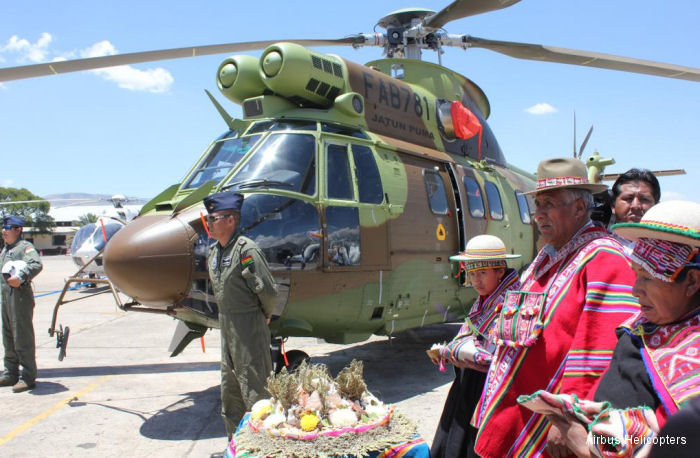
{"left": 224, "top": 133, "right": 316, "bottom": 195}
{"left": 182, "top": 134, "right": 262, "bottom": 190}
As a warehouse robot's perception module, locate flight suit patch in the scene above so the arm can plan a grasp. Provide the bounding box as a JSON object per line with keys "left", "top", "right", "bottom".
{"left": 241, "top": 255, "right": 254, "bottom": 268}
{"left": 222, "top": 256, "right": 232, "bottom": 267}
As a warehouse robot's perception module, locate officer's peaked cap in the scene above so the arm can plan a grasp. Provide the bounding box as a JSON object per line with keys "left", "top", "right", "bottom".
{"left": 3, "top": 215, "right": 25, "bottom": 227}
{"left": 203, "top": 192, "right": 244, "bottom": 214}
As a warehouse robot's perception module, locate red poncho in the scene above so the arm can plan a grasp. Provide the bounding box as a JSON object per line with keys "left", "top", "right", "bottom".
{"left": 473, "top": 222, "right": 639, "bottom": 457}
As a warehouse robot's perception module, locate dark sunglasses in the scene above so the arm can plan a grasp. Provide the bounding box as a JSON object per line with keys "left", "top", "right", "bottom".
{"left": 2, "top": 225, "right": 19, "bottom": 230}
{"left": 205, "top": 214, "right": 233, "bottom": 223}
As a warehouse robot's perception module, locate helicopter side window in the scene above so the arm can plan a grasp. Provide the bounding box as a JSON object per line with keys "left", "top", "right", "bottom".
{"left": 463, "top": 176, "right": 485, "bottom": 218}
{"left": 423, "top": 169, "right": 449, "bottom": 215}
{"left": 247, "top": 120, "right": 318, "bottom": 134}
{"left": 225, "top": 133, "right": 317, "bottom": 195}
{"left": 327, "top": 144, "right": 354, "bottom": 200}
{"left": 321, "top": 123, "right": 369, "bottom": 139}
{"left": 515, "top": 191, "right": 532, "bottom": 224}
{"left": 183, "top": 135, "right": 262, "bottom": 189}
{"left": 351, "top": 144, "right": 384, "bottom": 204}
{"left": 326, "top": 206, "right": 361, "bottom": 267}
{"left": 484, "top": 181, "right": 504, "bottom": 220}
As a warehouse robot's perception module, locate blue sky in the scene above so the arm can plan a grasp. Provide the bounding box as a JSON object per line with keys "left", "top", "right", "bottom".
{"left": 1, "top": 0, "right": 698, "bottom": 202}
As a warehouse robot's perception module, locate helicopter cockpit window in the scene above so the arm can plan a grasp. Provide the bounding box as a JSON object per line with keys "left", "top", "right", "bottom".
{"left": 484, "top": 181, "right": 504, "bottom": 220}
{"left": 423, "top": 169, "right": 449, "bottom": 215}
{"left": 321, "top": 123, "right": 369, "bottom": 139}
{"left": 92, "top": 220, "right": 123, "bottom": 251}
{"left": 326, "top": 206, "right": 361, "bottom": 267}
{"left": 225, "top": 133, "right": 316, "bottom": 195}
{"left": 327, "top": 144, "right": 354, "bottom": 200}
{"left": 215, "top": 129, "right": 237, "bottom": 141}
{"left": 247, "top": 120, "right": 318, "bottom": 134}
{"left": 183, "top": 135, "right": 262, "bottom": 190}
{"left": 351, "top": 144, "right": 384, "bottom": 204}
{"left": 463, "top": 176, "right": 485, "bottom": 218}
{"left": 239, "top": 194, "right": 321, "bottom": 271}
{"left": 515, "top": 191, "right": 532, "bottom": 224}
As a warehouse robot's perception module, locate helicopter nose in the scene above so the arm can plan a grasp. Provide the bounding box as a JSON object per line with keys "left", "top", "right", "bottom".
{"left": 104, "top": 214, "right": 198, "bottom": 306}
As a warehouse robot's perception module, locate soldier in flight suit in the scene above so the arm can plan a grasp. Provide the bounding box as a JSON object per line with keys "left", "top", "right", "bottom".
{"left": 1, "top": 215, "right": 43, "bottom": 393}
{"left": 203, "top": 192, "right": 277, "bottom": 440}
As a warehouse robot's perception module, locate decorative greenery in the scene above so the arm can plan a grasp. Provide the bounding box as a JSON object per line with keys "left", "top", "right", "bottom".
{"left": 265, "top": 367, "right": 298, "bottom": 410}
{"left": 335, "top": 359, "right": 367, "bottom": 401}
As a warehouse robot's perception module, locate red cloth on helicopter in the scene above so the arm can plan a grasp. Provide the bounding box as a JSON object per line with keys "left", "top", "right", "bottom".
{"left": 472, "top": 222, "right": 639, "bottom": 457}
{"left": 450, "top": 101, "right": 483, "bottom": 159}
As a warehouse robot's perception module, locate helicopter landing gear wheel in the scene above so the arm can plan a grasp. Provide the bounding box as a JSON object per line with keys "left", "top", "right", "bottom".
{"left": 283, "top": 350, "right": 310, "bottom": 372}
{"left": 56, "top": 325, "right": 70, "bottom": 361}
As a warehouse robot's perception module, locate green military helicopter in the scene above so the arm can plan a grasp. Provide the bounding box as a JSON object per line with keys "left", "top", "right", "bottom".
{"left": 2, "top": 0, "right": 698, "bottom": 367}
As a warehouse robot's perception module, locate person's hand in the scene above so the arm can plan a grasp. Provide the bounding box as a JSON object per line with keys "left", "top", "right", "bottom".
{"left": 265, "top": 317, "right": 271, "bottom": 325}
{"left": 546, "top": 414, "right": 591, "bottom": 458}
{"left": 7, "top": 276, "right": 21, "bottom": 288}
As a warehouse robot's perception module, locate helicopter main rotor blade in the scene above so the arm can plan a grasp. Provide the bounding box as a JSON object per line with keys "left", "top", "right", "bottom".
{"left": 601, "top": 169, "right": 686, "bottom": 182}
{"left": 0, "top": 38, "right": 361, "bottom": 83}
{"left": 578, "top": 126, "right": 594, "bottom": 160}
{"left": 424, "top": 0, "right": 521, "bottom": 29}
{"left": 463, "top": 36, "right": 700, "bottom": 82}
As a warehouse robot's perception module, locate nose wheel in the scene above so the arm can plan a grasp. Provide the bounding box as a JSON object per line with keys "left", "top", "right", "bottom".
{"left": 271, "top": 337, "right": 310, "bottom": 373}
{"left": 55, "top": 325, "right": 70, "bottom": 361}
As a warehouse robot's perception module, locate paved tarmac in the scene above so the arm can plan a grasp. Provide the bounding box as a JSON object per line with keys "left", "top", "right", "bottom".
{"left": 0, "top": 255, "right": 456, "bottom": 457}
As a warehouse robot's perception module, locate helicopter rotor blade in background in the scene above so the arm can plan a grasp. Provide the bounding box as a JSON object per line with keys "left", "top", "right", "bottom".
{"left": 0, "top": 38, "right": 362, "bottom": 83}
{"left": 463, "top": 35, "right": 700, "bottom": 82}
{"left": 424, "top": 0, "right": 521, "bottom": 29}
{"left": 601, "top": 169, "right": 686, "bottom": 182}
{"left": 578, "top": 126, "right": 594, "bottom": 160}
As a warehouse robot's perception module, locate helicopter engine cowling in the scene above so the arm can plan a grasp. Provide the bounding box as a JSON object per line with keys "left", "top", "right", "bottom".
{"left": 217, "top": 55, "right": 267, "bottom": 105}
{"left": 259, "top": 43, "right": 347, "bottom": 108}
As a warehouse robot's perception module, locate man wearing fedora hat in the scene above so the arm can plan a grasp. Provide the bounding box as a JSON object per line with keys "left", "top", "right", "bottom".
{"left": 473, "top": 158, "right": 640, "bottom": 458}
{"left": 1, "top": 215, "right": 43, "bottom": 393}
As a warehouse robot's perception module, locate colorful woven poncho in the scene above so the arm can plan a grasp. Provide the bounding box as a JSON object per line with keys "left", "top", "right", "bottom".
{"left": 473, "top": 222, "right": 640, "bottom": 458}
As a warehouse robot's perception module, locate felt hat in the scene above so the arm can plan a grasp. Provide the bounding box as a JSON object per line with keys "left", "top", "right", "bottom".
{"left": 450, "top": 235, "right": 520, "bottom": 271}
{"left": 612, "top": 200, "right": 700, "bottom": 247}
{"left": 612, "top": 201, "right": 700, "bottom": 282}
{"left": 203, "top": 192, "right": 244, "bottom": 214}
{"left": 523, "top": 157, "right": 608, "bottom": 195}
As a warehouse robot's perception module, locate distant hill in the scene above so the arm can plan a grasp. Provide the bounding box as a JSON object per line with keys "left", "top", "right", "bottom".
{"left": 43, "top": 193, "right": 149, "bottom": 207}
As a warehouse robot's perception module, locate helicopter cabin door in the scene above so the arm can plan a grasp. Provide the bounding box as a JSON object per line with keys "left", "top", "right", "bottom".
{"left": 322, "top": 139, "right": 390, "bottom": 272}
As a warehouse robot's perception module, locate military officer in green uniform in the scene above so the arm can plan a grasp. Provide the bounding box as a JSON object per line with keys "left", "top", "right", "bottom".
{"left": 203, "top": 192, "right": 277, "bottom": 440}
{"left": 1, "top": 215, "right": 43, "bottom": 393}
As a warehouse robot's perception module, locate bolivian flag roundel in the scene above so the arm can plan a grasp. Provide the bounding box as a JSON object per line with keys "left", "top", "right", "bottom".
{"left": 241, "top": 255, "right": 254, "bottom": 267}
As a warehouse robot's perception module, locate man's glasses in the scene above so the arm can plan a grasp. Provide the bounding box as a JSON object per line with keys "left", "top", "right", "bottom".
{"left": 205, "top": 214, "right": 232, "bottom": 224}
{"left": 2, "top": 225, "right": 18, "bottom": 230}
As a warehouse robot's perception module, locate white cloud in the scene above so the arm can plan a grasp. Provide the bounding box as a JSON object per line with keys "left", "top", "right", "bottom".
{"left": 0, "top": 35, "right": 173, "bottom": 93}
{"left": 525, "top": 103, "right": 557, "bottom": 115}
{"left": 79, "top": 40, "right": 174, "bottom": 93}
{"left": 0, "top": 82, "right": 6, "bottom": 90}
{"left": 2, "top": 179, "right": 14, "bottom": 187}
{"left": 1, "top": 33, "right": 53, "bottom": 63}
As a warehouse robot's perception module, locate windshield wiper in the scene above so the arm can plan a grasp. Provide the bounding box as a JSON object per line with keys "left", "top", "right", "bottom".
{"left": 223, "top": 179, "right": 293, "bottom": 190}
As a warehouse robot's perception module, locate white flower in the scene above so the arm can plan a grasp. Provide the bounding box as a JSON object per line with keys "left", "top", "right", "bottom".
{"left": 329, "top": 408, "right": 357, "bottom": 427}
{"left": 364, "top": 404, "right": 387, "bottom": 418}
{"left": 251, "top": 399, "right": 273, "bottom": 415}
{"left": 263, "top": 413, "right": 286, "bottom": 429}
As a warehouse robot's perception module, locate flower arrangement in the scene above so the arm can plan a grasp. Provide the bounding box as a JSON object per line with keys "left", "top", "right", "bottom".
{"left": 248, "top": 359, "right": 391, "bottom": 440}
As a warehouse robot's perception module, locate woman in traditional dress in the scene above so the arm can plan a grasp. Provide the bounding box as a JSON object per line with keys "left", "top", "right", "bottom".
{"left": 429, "top": 235, "right": 521, "bottom": 458}
{"left": 528, "top": 201, "right": 700, "bottom": 457}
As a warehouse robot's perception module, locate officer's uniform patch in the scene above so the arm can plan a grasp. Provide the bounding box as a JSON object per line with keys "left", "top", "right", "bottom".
{"left": 222, "top": 256, "right": 232, "bottom": 267}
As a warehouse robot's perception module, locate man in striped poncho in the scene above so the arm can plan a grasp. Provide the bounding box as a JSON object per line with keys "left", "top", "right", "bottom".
{"left": 472, "top": 158, "right": 639, "bottom": 457}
